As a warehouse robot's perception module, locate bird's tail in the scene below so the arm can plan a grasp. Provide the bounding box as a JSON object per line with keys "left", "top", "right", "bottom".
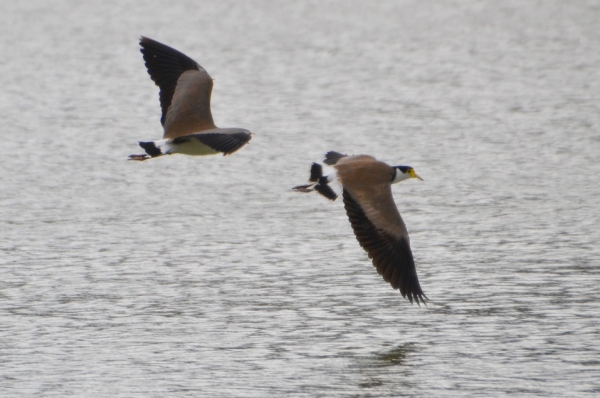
{"left": 293, "top": 163, "right": 339, "bottom": 201}
{"left": 128, "top": 139, "right": 170, "bottom": 161}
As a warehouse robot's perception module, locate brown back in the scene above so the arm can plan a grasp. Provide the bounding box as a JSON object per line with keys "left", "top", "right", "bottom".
{"left": 335, "top": 156, "right": 408, "bottom": 240}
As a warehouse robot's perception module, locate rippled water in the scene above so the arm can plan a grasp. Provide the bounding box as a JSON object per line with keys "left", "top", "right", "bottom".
{"left": 2, "top": 0, "right": 600, "bottom": 396}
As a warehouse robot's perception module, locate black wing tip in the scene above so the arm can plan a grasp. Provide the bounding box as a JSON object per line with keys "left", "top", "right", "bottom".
{"left": 138, "top": 36, "right": 202, "bottom": 126}
{"left": 139, "top": 36, "right": 161, "bottom": 46}
{"left": 222, "top": 132, "right": 253, "bottom": 156}
{"left": 314, "top": 183, "right": 338, "bottom": 201}
{"left": 342, "top": 190, "right": 426, "bottom": 306}
{"left": 309, "top": 163, "right": 323, "bottom": 182}
{"left": 182, "top": 131, "right": 251, "bottom": 156}
{"left": 139, "top": 36, "right": 151, "bottom": 46}
{"left": 138, "top": 36, "right": 199, "bottom": 71}
{"left": 324, "top": 151, "right": 348, "bottom": 165}
{"left": 138, "top": 141, "right": 162, "bottom": 157}
{"left": 403, "top": 291, "right": 429, "bottom": 306}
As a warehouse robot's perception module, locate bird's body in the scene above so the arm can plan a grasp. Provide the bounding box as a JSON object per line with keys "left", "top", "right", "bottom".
{"left": 129, "top": 37, "right": 252, "bottom": 161}
{"left": 294, "top": 152, "right": 426, "bottom": 304}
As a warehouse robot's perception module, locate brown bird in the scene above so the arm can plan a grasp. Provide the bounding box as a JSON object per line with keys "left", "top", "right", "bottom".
{"left": 294, "top": 151, "right": 426, "bottom": 304}
{"left": 129, "top": 37, "right": 252, "bottom": 161}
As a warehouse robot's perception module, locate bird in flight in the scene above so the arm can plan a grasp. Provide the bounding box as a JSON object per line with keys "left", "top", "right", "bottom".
{"left": 129, "top": 37, "right": 252, "bottom": 161}
{"left": 294, "top": 151, "right": 426, "bottom": 304}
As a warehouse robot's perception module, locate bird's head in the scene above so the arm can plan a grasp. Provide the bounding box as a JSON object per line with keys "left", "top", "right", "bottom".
{"left": 392, "top": 165, "right": 423, "bottom": 183}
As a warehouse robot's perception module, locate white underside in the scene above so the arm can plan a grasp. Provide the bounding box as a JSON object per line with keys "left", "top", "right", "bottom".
{"left": 323, "top": 167, "right": 343, "bottom": 197}
{"left": 157, "top": 139, "right": 220, "bottom": 156}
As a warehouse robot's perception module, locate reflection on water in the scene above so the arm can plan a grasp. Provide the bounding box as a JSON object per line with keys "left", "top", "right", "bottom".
{"left": 352, "top": 344, "right": 417, "bottom": 391}
{"left": 1, "top": 0, "right": 600, "bottom": 396}
{"left": 375, "top": 343, "right": 416, "bottom": 367}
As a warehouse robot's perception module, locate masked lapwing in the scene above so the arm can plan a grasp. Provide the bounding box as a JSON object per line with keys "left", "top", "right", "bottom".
{"left": 294, "top": 151, "right": 426, "bottom": 304}
{"left": 129, "top": 37, "right": 252, "bottom": 161}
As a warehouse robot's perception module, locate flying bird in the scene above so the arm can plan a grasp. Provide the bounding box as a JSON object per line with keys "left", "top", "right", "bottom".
{"left": 294, "top": 151, "right": 426, "bottom": 304}
{"left": 129, "top": 37, "right": 252, "bottom": 161}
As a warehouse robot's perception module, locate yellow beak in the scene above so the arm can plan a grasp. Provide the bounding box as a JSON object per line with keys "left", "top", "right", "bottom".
{"left": 409, "top": 169, "right": 424, "bottom": 181}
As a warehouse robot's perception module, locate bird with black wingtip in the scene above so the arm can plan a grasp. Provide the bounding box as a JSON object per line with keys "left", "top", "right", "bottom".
{"left": 294, "top": 151, "right": 427, "bottom": 305}
{"left": 129, "top": 37, "right": 252, "bottom": 161}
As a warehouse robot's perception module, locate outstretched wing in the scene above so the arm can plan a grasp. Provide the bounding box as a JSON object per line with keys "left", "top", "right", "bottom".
{"left": 172, "top": 131, "right": 252, "bottom": 156}
{"left": 342, "top": 189, "right": 426, "bottom": 304}
{"left": 140, "top": 37, "right": 216, "bottom": 138}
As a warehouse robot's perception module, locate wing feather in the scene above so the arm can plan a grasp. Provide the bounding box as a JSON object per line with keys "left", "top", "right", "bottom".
{"left": 343, "top": 189, "right": 426, "bottom": 304}
{"left": 172, "top": 132, "right": 252, "bottom": 156}
{"left": 140, "top": 37, "right": 216, "bottom": 137}
{"left": 324, "top": 151, "right": 348, "bottom": 165}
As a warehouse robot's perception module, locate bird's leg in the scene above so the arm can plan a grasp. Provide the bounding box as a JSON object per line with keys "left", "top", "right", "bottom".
{"left": 292, "top": 184, "right": 316, "bottom": 192}
{"left": 128, "top": 154, "right": 150, "bottom": 161}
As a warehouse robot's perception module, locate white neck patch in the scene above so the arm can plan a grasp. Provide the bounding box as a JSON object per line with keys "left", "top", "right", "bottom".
{"left": 392, "top": 167, "right": 411, "bottom": 184}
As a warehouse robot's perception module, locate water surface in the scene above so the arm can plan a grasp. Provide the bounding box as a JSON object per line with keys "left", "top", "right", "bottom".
{"left": 1, "top": 0, "right": 599, "bottom": 396}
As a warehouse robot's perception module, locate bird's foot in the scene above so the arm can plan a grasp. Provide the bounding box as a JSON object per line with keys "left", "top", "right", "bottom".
{"left": 128, "top": 154, "right": 150, "bottom": 161}
{"left": 292, "top": 184, "right": 315, "bottom": 192}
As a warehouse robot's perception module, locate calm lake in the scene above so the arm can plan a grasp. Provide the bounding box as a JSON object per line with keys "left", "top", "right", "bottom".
{"left": 1, "top": 0, "right": 599, "bottom": 396}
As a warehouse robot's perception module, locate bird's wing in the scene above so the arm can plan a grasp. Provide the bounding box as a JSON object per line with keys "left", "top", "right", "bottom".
{"left": 172, "top": 131, "right": 252, "bottom": 156}
{"left": 323, "top": 151, "right": 348, "bottom": 165}
{"left": 140, "top": 37, "right": 216, "bottom": 138}
{"left": 342, "top": 181, "right": 426, "bottom": 304}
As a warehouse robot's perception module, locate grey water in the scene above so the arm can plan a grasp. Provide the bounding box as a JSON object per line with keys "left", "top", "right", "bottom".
{"left": 1, "top": 0, "right": 599, "bottom": 396}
